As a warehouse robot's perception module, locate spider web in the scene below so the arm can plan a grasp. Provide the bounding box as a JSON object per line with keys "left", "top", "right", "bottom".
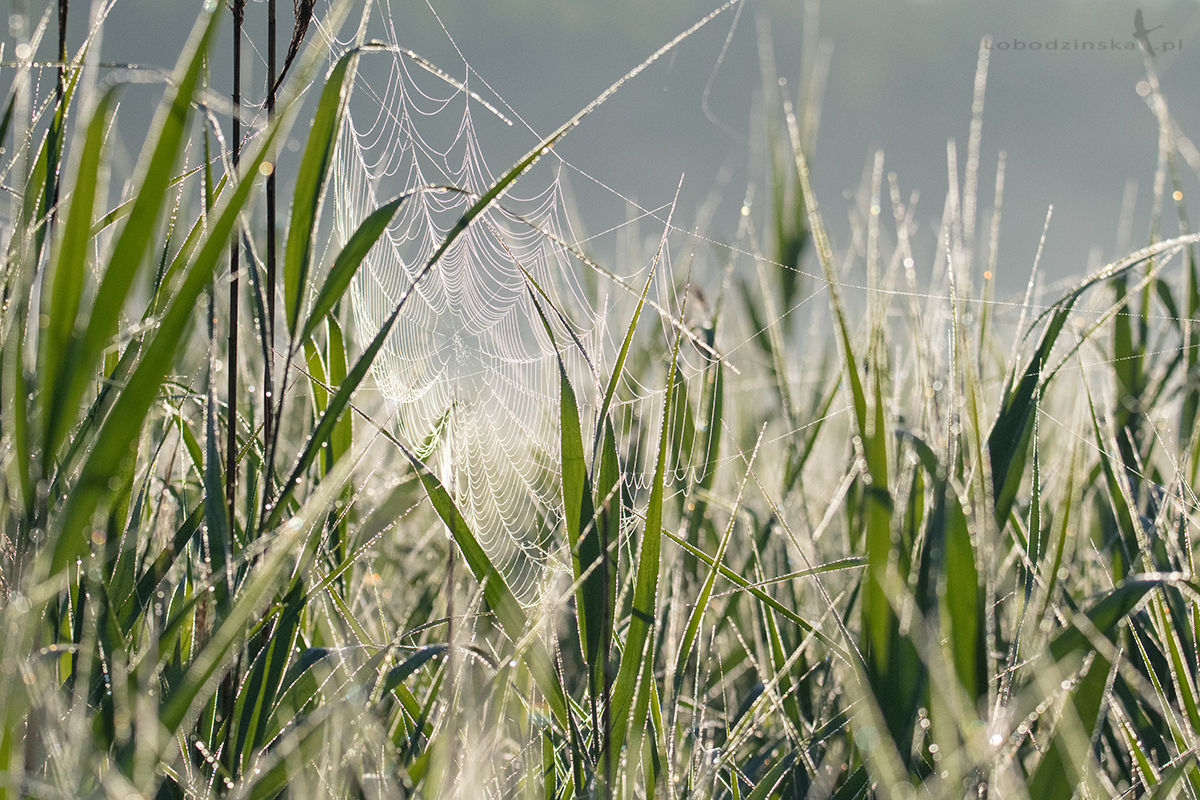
{"left": 329, "top": 0, "right": 705, "bottom": 603}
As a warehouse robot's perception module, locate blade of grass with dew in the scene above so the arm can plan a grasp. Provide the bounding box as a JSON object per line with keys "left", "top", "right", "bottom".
{"left": 48, "top": 69, "right": 288, "bottom": 576}
{"left": 943, "top": 486, "right": 985, "bottom": 702}
{"left": 522, "top": 273, "right": 605, "bottom": 695}
{"left": 664, "top": 526, "right": 851, "bottom": 661}
{"left": 1086, "top": 388, "right": 1138, "bottom": 578}
{"left": 304, "top": 338, "right": 329, "bottom": 418}
{"left": 46, "top": 10, "right": 218, "bottom": 463}
{"left": 265, "top": 297, "right": 396, "bottom": 532}
{"left": 784, "top": 92, "right": 892, "bottom": 680}
{"left": 762, "top": 594, "right": 805, "bottom": 738}
{"left": 233, "top": 580, "right": 305, "bottom": 776}
{"left": 20, "top": 64, "right": 78, "bottom": 270}
{"left": 155, "top": 434, "right": 363, "bottom": 750}
{"left": 298, "top": 191, "right": 415, "bottom": 345}
{"left": 1147, "top": 753, "right": 1198, "bottom": 800}
{"left": 394, "top": 443, "right": 569, "bottom": 727}
{"left": 746, "top": 751, "right": 797, "bottom": 800}
{"left": 239, "top": 709, "right": 332, "bottom": 800}
{"left": 685, "top": 335, "right": 723, "bottom": 558}
{"left": 1149, "top": 594, "right": 1200, "bottom": 733}
{"left": 326, "top": 316, "right": 352, "bottom": 566}
{"left": 89, "top": 163, "right": 208, "bottom": 238}
{"left": 147, "top": 174, "right": 228, "bottom": 319}
{"left": 0, "top": 93, "right": 14, "bottom": 165}
{"left": 118, "top": 505, "right": 203, "bottom": 633}
{"left": 594, "top": 416, "right": 622, "bottom": 685}
{"left": 607, "top": 305, "right": 685, "bottom": 770}
{"left": 593, "top": 241, "right": 658, "bottom": 456}
{"left": 1028, "top": 579, "right": 1173, "bottom": 799}
{"left": 1, "top": 302, "right": 31, "bottom": 520}
{"left": 381, "top": 646, "right": 449, "bottom": 694}
{"left": 204, "top": 343, "right": 232, "bottom": 613}
{"left": 1110, "top": 270, "right": 1146, "bottom": 480}
{"left": 39, "top": 86, "right": 116, "bottom": 452}
{"left": 674, "top": 426, "right": 762, "bottom": 691}
{"left": 1049, "top": 578, "right": 1183, "bottom": 661}
{"left": 283, "top": 49, "right": 359, "bottom": 337}
{"left": 987, "top": 305, "right": 1071, "bottom": 528}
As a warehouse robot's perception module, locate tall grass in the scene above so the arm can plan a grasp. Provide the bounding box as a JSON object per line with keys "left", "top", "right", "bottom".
{"left": 3, "top": 3, "right": 1200, "bottom": 799}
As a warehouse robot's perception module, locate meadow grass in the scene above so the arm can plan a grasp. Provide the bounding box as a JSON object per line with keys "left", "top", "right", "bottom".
{"left": 4, "top": 2, "right": 1200, "bottom": 799}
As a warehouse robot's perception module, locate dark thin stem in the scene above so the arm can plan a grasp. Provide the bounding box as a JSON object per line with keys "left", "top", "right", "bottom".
{"left": 220, "top": 4, "right": 245, "bottom": 778}
{"left": 263, "top": 0, "right": 277, "bottom": 517}
{"left": 55, "top": 0, "right": 66, "bottom": 112}
{"left": 57, "top": 0, "right": 67, "bottom": 67}
{"left": 226, "top": 1, "right": 244, "bottom": 529}
{"left": 48, "top": 0, "right": 66, "bottom": 232}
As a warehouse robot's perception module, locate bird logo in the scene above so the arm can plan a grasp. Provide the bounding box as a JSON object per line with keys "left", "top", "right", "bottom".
{"left": 1134, "top": 9, "right": 1164, "bottom": 55}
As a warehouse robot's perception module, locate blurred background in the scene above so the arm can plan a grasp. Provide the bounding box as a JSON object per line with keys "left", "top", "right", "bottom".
{"left": 10, "top": 0, "right": 1200, "bottom": 295}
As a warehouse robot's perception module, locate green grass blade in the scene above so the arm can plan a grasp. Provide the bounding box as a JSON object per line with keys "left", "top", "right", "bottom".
{"left": 235, "top": 582, "right": 305, "bottom": 774}
{"left": 944, "top": 489, "right": 985, "bottom": 701}
{"left": 830, "top": 765, "right": 870, "bottom": 800}
{"left": 1, "top": 308, "right": 32, "bottom": 516}
{"left": 594, "top": 416, "right": 621, "bottom": 681}
{"left": 40, "top": 87, "right": 117, "bottom": 456}
{"left": 157, "top": 432, "right": 363, "bottom": 742}
{"left": 685, "top": 353, "right": 723, "bottom": 548}
{"left": 382, "top": 646, "right": 449, "bottom": 694}
{"left": 663, "top": 526, "right": 851, "bottom": 662}
{"left": 395, "top": 444, "right": 568, "bottom": 727}
{"left": 119, "top": 505, "right": 203, "bottom": 632}
{"left": 1147, "top": 754, "right": 1198, "bottom": 800}
{"left": 204, "top": 343, "right": 232, "bottom": 612}
{"left": 284, "top": 50, "right": 359, "bottom": 337}
{"left": 745, "top": 751, "right": 797, "bottom": 800}
{"left": 1026, "top": 649, "right": 1112, "bottom": 800}
{"left": 49, "top": 10, "right": 218, "bottom": 461}
{"left": 560, "top": 353, "right": 603, "bottom": 675}
{"left": 521, "top": 272, "right": 605, "bottom": 689}
{"left": 784, "top": 92, "right": 892, "bottom": 676}
{"left": 298, "top": 191, "right": 411, "bottom": 344}
{"left": 987, "top": 305, "right": 1070, "bottom": 527}
{"left": 1085, "top": 388, "right": 1138, "bottom": 576}
{"left": 89, "top": 164, "right": 207, "bottom": 238}
{"left": 607, "top": 305, "right": 685, "bottom": 766}
{"left": 1048, "top": 579, "right": 1163, "bottom": 662}
{"left": 48, "top": 90, "right": 284, "bottom": 577}
{"left": 148, "top": 174, "right": 228, "bottom": 319}
{"left": 594, "top": 255, "right": 656, "bottom": 455}
{"left": 0, "top": 93, "right": 14, "bottom": 161}
{"left": 265, "top": 301, "right": 397, "bottom": 532}
{"left": 158, "top": 509, "right": 310, "bottom": 737}
{"left": 674, "top": 427, "right": 762, "bottom": 690}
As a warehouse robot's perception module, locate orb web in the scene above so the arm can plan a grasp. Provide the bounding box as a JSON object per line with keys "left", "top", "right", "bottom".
{"left": 327, "top": 2, "right": 706, "bottom": 603}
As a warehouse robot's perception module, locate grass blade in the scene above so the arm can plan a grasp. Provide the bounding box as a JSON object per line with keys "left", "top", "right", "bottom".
{"left": 48, "top": 10, "right": 219, "bottom": 462}
{"left": 607, "top": 301, "right": 685, "bottom": 768}
{"left": 48, "top": 76, "right": 286, "bottom": 576}
{"left": 396, "top": 443, "right": 569, "bottom": 727}
{"left": 39, "top": 87, "right": 117, "bottom": 455}
{"left": 283, "top": 50, "right": 359, "bottom": 337}
{"left": 298, "top": 191, "right": 412, "bottom": 344}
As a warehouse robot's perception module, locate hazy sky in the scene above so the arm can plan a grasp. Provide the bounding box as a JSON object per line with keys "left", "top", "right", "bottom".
{"left": 16, "top": 0, "right": 1200, "bottom": 297}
